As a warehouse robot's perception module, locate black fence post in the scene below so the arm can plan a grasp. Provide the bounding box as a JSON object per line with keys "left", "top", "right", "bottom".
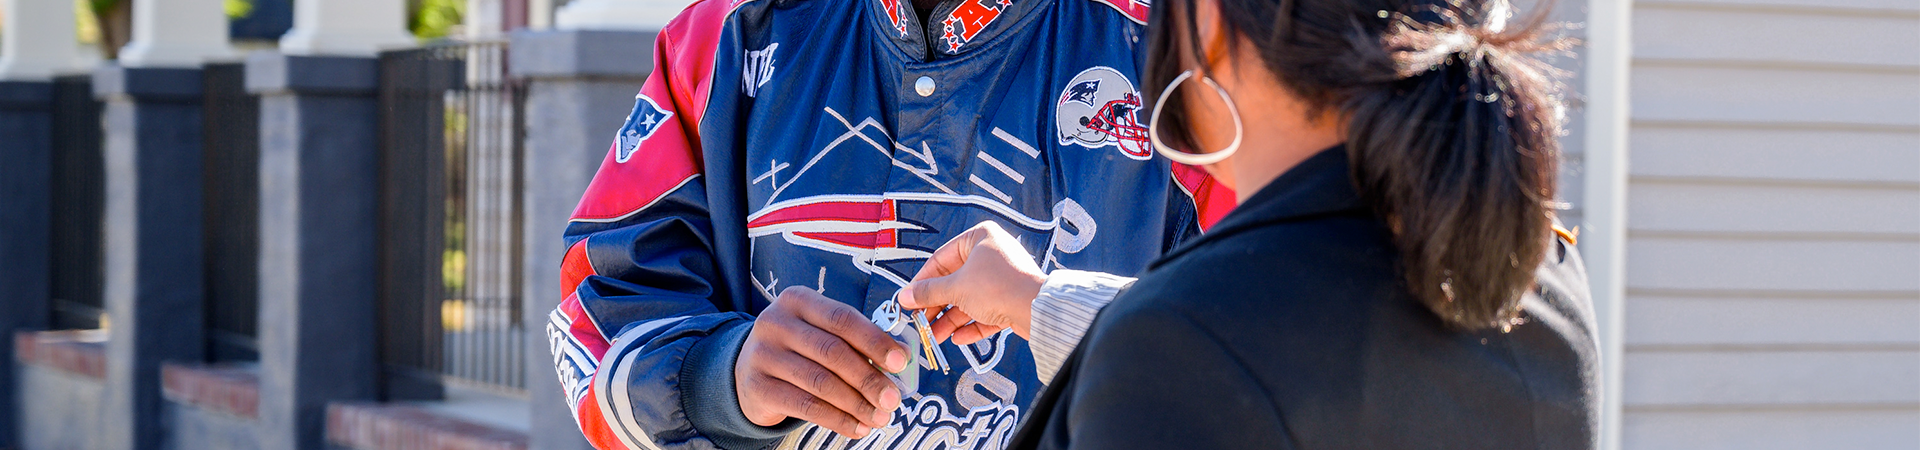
{"left": 200, "top": 62, "right": 261, "bottom": 363}
{"left": 0, "top": 79, "right": 55, "bottom": 450}
{"left": 376, "top": 46, "right": 456, "bottom": 401}
{"left": 93, "top": 64, "right": 207, "bottom": 450}
{"left": 48, "top": 75, "right": 106, "bottom": 332}
{"left": 246, "top": 52, "right": 384, "bottom": 450}
{"left": 510, "top": 29, "right": 657, "bottom": 450}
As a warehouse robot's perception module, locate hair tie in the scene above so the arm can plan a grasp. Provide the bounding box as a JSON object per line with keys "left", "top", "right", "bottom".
{"left": 1391, "top": 28, "right": 1487, "bottom": 78}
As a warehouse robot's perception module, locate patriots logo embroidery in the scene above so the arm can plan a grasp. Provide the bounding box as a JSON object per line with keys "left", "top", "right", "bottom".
{"left": 1063, "top": 80, "right": 1101, "bottom": 106}
{"left": 940, "top": 0, "right": 1013, "bottom": 53}
{"left": 614, "top": 94, "right": 674, "bottom": 163}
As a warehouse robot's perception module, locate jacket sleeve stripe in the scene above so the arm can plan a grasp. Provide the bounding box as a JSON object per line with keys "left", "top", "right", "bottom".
{"left": 550, "top": 308, "right": 596, "bottom": 373}
{"left": 1171, "top": 163, "right": 1236, "bottom": 232}
{"left": 557, "top": 238, "right": 615, "bottom": 359}
{"left": 553, "top": 307, "right": 624, "bottom": 450}
{"left": 560, "top": 238, "right": 599, "bottom": 297}
{"left": 560, "top": 292, "right": 613, "bottom": 360}
{"left": 591, "top": 316, "right": 690, "bottom": 450}
{"left": 575, "top": 389, "right": 637, "bottom": 450}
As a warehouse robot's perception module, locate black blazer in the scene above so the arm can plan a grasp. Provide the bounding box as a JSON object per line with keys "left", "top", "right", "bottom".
{"left": 1008, "top": 148, "right": 1600, "bottom": 449}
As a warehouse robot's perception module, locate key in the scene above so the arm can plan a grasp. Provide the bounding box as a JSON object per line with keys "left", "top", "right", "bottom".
{"left": 911, "top": 309, "right": 950, "bottom": 374}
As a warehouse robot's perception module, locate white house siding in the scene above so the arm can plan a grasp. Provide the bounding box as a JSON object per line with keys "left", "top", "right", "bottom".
{"left": 1619, "top": 0, "right": 1920, "bottom": 448}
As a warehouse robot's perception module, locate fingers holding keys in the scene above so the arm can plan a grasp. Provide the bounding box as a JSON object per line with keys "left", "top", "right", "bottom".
{"left": 735, "top": 286, "right": 909, "bottom": 438}
{"left": 915, "top": 295, "right": 967, "bottom": 342}
{"left": 900, "top": 221, "right": 1047, "bottom": 342}
{"left": 900, "top": 296, "right": 1000, "bottom": 346}
{"left": 900, "top": 222, "right": 1004, "bottom": 342}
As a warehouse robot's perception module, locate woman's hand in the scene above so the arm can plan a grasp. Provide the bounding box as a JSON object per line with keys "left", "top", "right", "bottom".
{"left": 899, "top": 221, "right": 1047, "bottom": 344}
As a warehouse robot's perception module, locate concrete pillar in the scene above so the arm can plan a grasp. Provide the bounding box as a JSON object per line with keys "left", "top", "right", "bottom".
{"left": 245, "top": 52, "right": 383, "bottom": 450}
{"left": 469, "top": 0, "right": 508, "bottom": 37}
{"left": 0, "top": 80, "right": 54, "bottom": 450}
{"left": 509, "top": 29, "right": 655, "bottom": 450}
{"left": 93, "top": 64, "right": 207, "bottom": 450}
{"left": 0, "top": 0, "right": 84, "bottom": 80}
{"left": 553, "top": 0, "right": 690, "bottom": 30}
{"left": 529, "top": 0, "right": 557, "bottom": 29}
{"left": 279, "top": 0, "right": 414, "bottom": 57}
{"left": 119, "top": 0, "right": 234, "bottom": 67}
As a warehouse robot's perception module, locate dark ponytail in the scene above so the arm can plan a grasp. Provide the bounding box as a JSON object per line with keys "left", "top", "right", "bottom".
{"left": 1147, "top": 0, "right": 1568, "bottom": 329}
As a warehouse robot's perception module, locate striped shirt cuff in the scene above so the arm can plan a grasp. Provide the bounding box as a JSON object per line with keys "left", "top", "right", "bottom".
{"left": 1030, "top": 269, "right": 1136, "bottom": 384}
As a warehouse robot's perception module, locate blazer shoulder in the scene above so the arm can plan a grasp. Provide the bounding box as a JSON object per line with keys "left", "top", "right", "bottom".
{"left": 1138, "top": 215, "right": 1397, "bottom": 306}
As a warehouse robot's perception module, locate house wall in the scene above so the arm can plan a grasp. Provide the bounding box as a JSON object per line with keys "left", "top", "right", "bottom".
{"left": 1618, "top": 0, "right": 1920, "bottom": 448}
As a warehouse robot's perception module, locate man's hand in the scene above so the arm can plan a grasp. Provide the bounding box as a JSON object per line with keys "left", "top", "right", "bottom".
{"left": 899, "top": 221, "right": 1047, "bottom": 345}
{"left": 736, "top": 287, "right": 908, "bottom": 438}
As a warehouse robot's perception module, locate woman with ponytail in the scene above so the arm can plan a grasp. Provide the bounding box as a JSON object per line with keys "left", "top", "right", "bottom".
{"left": 896, "top": 0, "right": 1600, "bottom": 446}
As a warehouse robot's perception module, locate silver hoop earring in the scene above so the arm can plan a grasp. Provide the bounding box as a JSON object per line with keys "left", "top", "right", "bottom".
{"left": 1148, "top": 70, "right": 1245, "bottom": 166}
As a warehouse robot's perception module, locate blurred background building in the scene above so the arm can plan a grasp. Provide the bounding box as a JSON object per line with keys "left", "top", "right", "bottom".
{"left": 0, "top": 0, "right": 1912, "bottom": 449}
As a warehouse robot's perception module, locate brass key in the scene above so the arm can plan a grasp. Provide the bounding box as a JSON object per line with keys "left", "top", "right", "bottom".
{"left": 910, "top": 308, "right": 950, "bottom": 374}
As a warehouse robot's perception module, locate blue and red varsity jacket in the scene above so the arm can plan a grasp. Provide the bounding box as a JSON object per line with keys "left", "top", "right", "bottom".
{"left": 546, "top": 0, "right": 1234, "bottom": 447}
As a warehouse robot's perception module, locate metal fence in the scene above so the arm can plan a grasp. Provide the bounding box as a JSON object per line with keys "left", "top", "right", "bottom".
{"left": 201, "top": 62, "right": 261, "bottom": 362}
{"left": 378, "top": 41, "right": 528, "bottom": 397}
{"left": 47, "top": 75, "right": 104, "bottom": 331}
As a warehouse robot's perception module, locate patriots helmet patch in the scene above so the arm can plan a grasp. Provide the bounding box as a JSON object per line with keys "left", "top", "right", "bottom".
{"left": 614, "top": 94, "right": 675, "bottom": 163}
{"left": 1056, "top": 66, "right": 1151, "bottom": 160}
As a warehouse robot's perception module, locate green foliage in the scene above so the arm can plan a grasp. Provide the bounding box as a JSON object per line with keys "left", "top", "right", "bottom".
{"left": 225, "top": 0, "right": 253, "bottom": 19}
{"left": 74, "top": 0, "right": 101, "bottom": 44}
{"left": 411, "top": 0, "right": 465, "bottom": 41}
{"left": 79, "top": 0, "right": 247, "bottom": 20}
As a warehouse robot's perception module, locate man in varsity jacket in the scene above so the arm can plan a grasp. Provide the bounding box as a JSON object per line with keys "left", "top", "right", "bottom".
{"left": 545, "top": 0, "right": 1232, "bottom": 447}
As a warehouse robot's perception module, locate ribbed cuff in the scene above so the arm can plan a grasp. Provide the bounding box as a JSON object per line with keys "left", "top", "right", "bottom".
{"left": 1030, "top": 270, "right": 1135, "bottom": 384}
{"left": 681, "top": 319, "right": 802, "bottom": 450}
